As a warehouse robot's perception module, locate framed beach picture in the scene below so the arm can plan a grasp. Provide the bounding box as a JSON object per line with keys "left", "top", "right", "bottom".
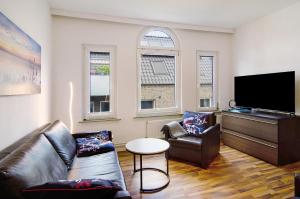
{"left": 0, "top": 11, "right": 41, "bottom": 96}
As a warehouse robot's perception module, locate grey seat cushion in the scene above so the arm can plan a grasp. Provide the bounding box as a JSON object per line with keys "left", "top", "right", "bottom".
{"left": 68, "top": 151, "right": 126, "bottom": 191}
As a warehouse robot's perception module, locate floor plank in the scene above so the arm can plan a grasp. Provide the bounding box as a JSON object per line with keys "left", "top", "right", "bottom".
{"left": 118, "top": 144, "right": 300, "bottom": 199}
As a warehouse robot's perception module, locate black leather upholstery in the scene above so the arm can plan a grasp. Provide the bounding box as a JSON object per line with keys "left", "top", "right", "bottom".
{"left": 295, "top": 173, "right": 300, "bottom": 197}
{"left": 0, "top": 123, "right": 51, "bottom": 161}
{"left": 168, "top": 136, "right": 203, "bottom": 150}
{"left": 0, "top": 135, "right": 68, "bottom": 199}
{"left": 0, "top": 121, "right": 131, "bottom": 199}
{"left": 68, "top": 151, "right": 126, "bottom": 190}
{"left": 43, "top": 120, "right": 76, "bottom": 169}
{"left": 162, "top": 112, "right": 220, "bottom": 169}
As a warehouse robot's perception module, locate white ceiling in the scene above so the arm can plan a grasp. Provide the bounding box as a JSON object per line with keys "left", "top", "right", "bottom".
{"left": 48, "top": 0, "right": 300, "bottom": 29}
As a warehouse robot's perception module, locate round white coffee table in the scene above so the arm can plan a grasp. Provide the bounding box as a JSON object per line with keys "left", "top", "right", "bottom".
{"left": 126, "top": 138, "right": 170, "bottom": 193}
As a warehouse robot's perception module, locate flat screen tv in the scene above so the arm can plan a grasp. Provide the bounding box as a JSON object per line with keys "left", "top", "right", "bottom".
{"left": 235, "top": 71, "right": 295, "bottom": 113}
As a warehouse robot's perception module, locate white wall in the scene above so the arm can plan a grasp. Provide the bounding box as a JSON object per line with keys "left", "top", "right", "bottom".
{"left": 52, "top": 16, "right": 233, "bottom": 147}
{"left": 0, "top": 0, "right": 52, "bottom": 150}
{"left": 233, "top": 2, "right": 300, "bottom": 114}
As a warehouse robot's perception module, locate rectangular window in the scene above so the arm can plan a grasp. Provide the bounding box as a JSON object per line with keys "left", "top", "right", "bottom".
{"left": 141, "top": 100, "right": 154, "bottom": 109}
{"left": 137, "top": 51, "right": 180, "bottom": 116}
{"left": 200, "top": 98, "right": 211, "bottom": 107}
{"left": 197, "top": 51, "right": 217, "bottom": 110}
{"left": 84, "top": 45, "right": 116, "bottom": 119}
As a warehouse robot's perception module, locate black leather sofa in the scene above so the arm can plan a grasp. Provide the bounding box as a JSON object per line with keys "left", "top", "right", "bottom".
{"left": 0, "top": 120, "right": 131, "bottom": 199}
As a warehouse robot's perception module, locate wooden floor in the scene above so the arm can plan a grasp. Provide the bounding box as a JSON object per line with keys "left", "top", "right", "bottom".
{"left": 118, "top": 144, "right": 300, "bottom": 199}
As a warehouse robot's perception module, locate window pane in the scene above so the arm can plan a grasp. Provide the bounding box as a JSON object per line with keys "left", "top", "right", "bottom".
{"left": 151, "top": 61, "right": 168, "bottom": 75}
{"left": 140, "top": 55, "right": 176, "bottom": 109}
{"left": 198, "top": 56, "right": 213, "bottom": 108}
{"left": 140, "top": 30, "right": 175, "bottom": 48}
{"left": 141, "top": 100, "right": 154, "bottom": 109}
{"left": 200, "top": 99, "right": 211, "bottom": 107}
{"left": 90, "top": 52, "right": 110, "bottom": 113}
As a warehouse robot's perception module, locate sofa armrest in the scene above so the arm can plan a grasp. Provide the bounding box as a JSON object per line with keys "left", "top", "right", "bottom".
{"left": 114, "top": 190, "right": 132, "bottom": 199}
{"left": 72, "top": 131, "right": 113, "bottom": 141}
{"left": 295, "top": 173, "right": 300, "bottom": 197}
{"left": 200, "top": 124, "right": 220, "bottom": 168}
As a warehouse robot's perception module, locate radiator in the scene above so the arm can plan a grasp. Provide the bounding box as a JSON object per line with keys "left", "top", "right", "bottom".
{"left": 146, "top": 118, "right": 182, "bottom": 138}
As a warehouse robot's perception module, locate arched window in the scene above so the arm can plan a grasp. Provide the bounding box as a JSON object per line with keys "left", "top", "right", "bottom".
{"left": 140, "top": 30, "right": 175, "bottom": 48}
{"left": 137, "top": 28, "right": 181, "bottom": 116}
{"left": 139, "top": 28, "right": 178, "bottom": 49}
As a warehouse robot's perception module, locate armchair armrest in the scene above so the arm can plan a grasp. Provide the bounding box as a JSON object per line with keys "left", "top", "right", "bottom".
{"left": 201, "top": 124, "right": 219, "bottom": 137}
{"left": 200, "top": 124, "right": 221, "bottom": 168}
{"left": 161, "top": 121, "right": 185, "bottom": 140}
{"left": 72, "top": 130, "right": 113, "bottom": 141}
{"left": 295, "top": 173, "right": 300, "bottom": 197}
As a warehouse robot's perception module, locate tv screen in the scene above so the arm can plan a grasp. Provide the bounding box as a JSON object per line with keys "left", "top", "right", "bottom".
{"left": 234, "top": 71, "right": 295, "bottom": 113}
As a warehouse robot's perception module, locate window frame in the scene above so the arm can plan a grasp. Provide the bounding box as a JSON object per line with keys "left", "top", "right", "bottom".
{"left": 196, "top": 51, "right": 218, "bottom": 111}
{"left": 83, "top": 44, "right": 117, "bottom": 120}
{"left": 137, "top": 28, "right": 181, "bottom": 117}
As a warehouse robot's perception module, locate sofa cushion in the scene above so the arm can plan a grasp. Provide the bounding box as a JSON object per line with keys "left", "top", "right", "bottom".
{"left": 0, "top": 123, "right": 51, "bottom": 162}
{"left": 183, "top": 111, "right": 210, "bottom": 135}
{"left": 76, "top": 137, "right": 115, "bottom": 157}
{"left": 184, "top": 124, "right": 207, "bottom": 135}
{"left": 43, "top": 120, "right": 76, "bottom": 169}
{"left": 68, "top": 151, "right": 126, "bottom": 191}
{"left": 22, "top": 178, "right": 121, "bottom": 199}
{"left": 84, "top": 130, "right": 111, "bottom": 142}
{"left": 72, "top": 130, "right": 112, "bottom": 141}
{"left": 0, "top": 135, "right": 68, "bottom": 199}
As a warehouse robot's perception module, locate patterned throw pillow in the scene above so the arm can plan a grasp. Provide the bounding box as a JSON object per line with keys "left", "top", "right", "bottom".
{"left": 76, "top": 137, "right": 115, "bottom": 157}
{"left": 86, "top": 130, "right": 111, "bottom": 142}
{"left": 22, "top": 179, "right": 121, "bottom": 199}
{"left": 182, "top": 111, "right": 209, "bottom": 135}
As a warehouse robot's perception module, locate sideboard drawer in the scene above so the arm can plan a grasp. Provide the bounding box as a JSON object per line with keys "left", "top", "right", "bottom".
{"left": 222, "top": 114, "right": 278, "bottom": 143}
{"left": 222, "top": 131, "right": 278, "bottom": 165}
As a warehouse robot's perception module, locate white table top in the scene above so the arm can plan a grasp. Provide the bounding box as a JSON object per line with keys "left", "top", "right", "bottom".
{"left": 126, "top": 138, "right": 170, "bottom": 155}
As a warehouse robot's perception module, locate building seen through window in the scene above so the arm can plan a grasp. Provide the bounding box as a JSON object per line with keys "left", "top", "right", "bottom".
{"left": 198, "top": 55, "right": 214, "bottom": 108}
{"left": 139, "top": 29, "right": 177, "bottom": 111}
{"left": 89, "top": 52, "right": 110, "bottom": 113}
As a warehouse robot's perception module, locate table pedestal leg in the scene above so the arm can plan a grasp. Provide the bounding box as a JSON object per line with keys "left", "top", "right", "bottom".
{"left": 166, "top": 151, "right": 169, "bottom": 176}
{"left": 133, "top": 154, "right": 136, "bottom": 172}
{"left": 140, "top": 154, "right": 143, "bottom": 191}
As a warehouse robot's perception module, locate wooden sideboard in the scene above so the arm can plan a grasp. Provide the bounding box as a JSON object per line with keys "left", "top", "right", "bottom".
{"left": 221, "top": 110, "right": 300, "bottom": 165}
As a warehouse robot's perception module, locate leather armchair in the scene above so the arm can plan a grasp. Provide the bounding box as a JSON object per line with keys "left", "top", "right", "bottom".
{"left": 162, "top": 112, "right": 220, "bottom": 169}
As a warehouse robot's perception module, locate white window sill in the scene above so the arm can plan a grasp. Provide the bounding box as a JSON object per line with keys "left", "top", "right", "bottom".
{"left": 79, "top": 118, "right": 121, "bottom": 123}
{"left": 135, "top": 110, "right": 182, "bottom": 118}
{"left": 197, "top": 107, "right": 220, "bottom": 112}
